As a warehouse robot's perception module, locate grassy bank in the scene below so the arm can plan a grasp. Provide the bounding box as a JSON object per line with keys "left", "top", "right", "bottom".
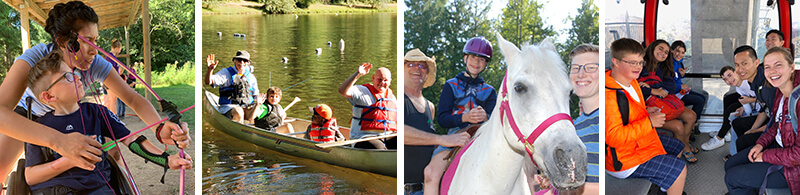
{"left": 135, "top": 84, "right": 196, "bottom": 129}
{"left": 203, "top": 2, "right": 396, "bottom": 15}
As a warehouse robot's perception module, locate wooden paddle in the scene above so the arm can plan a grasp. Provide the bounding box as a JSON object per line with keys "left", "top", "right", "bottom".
{"left": 284, "top": 97, "right": 301, "bottom": 111}
{"left": 315, "top": 133, "right": 397, "bottom": 148}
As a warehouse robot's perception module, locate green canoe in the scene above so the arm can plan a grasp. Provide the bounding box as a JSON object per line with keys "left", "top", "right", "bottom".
{"left": 203, "top": 90, "right": 396, "bottom": 177}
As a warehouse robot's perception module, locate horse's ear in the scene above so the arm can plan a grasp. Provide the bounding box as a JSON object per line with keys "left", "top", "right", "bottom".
{"left": 496, "top": 33, "right": 520, "bottom": 64}
{"left": 539, "top": 38, "right": 557, "bottom": 52}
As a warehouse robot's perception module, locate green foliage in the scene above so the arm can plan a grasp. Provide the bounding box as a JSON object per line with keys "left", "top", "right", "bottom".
{"left": 405, "top": 0, "right": 495, "bottom": 134}
{"left": 97, "top": 0, "right": 195, "bottom": 72}
{"left": 296, "top": 0, "right": 313, "bottom": 9}
{"left": 496, "top": 0, "right": 555, "bottom": 47}
{"left": 561, "top": 0, "right": 599, "bottom": 62}
{"left": 0, "top": 3, "right": 50, "bottom": 81}
{"left": 364, "top": 0, "right": 388, "bottom": 8}
{"left": 202, "top": 0, "right": 227, "bottom": 9}
{"left": 261, "top": 0, "right": 297, "bottom": 13}
{"left": 134, "top": 61, "right": 195, "bottom": 87}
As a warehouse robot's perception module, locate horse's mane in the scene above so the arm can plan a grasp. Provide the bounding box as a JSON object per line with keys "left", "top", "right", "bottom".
{"left": 514, "top": 41, "right": 572, "bottom": 93}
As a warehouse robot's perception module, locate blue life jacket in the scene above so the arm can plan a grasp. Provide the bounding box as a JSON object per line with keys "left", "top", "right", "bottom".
{"left": 218, "top": 67, "right": 255, "bottom": 105}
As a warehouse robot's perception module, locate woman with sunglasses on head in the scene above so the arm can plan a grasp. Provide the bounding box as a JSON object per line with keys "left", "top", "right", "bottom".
{"left": 0, "top": 1, "right": 191, "bottom": 191}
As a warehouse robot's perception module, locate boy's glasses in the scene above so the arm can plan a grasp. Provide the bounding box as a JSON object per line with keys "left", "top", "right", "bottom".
{"left": 45, "top": 69, "right": 83, "bottom": 91}
{"left": 616, "top": 58, "right": 646, "bottom": 67}
{"left": 406, "top": 63, "right": 428, "bottom": 70}
{"left": 569, "top": 63, "right": 600, "bottom": 73}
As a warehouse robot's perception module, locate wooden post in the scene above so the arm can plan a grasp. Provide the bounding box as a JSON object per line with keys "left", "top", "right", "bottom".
{"left": 142, "top": 0, "right": 152, "bottom": 104}
{"left": 124, "top": 26, "right": 131, "bottom": 68}
{"left": 19, "top": 4, "right": 30, "bottom": 51}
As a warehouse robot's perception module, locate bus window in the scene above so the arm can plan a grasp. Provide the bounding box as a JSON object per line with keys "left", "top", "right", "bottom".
{"left": 605, "top": 1, "right": 644, "bottom": 69}
{"left": 754, "top": 1, "right": 780, "bottom": 60}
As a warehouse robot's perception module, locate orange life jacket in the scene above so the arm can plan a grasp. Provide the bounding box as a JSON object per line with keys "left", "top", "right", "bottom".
{"left": 309, "top": 118, "right": 339, "bottom": 143}
{"left": 354, "top": 84, "right": 397, "bottom": 133}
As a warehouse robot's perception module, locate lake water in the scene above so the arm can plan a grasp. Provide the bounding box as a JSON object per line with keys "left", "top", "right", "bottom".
{"left": 201, "top": 13, "right": 398, "bottom": 194}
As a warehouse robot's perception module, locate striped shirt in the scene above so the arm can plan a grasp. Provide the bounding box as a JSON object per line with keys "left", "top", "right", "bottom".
{"left": 575, "top": 109, "right": 599, "bottom": 183}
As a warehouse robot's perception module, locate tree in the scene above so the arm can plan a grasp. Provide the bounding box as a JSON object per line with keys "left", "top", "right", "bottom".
{"left": 561, "top": 0, "right": 599, "bottom": 62}
{"left": 0, "top": 3, "right": 51, "bottom": 81}
{"left": 496, "top": 0, "right": 555, "bottom": 47}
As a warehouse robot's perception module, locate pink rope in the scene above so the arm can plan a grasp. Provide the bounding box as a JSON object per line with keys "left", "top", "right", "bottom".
{"left": 75, "top": 35, "right": 161, "bottom": 100}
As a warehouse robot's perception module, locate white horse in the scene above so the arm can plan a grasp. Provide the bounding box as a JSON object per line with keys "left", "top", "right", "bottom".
{"left": 440, "top": 34, "right": 587, "bottom": 194}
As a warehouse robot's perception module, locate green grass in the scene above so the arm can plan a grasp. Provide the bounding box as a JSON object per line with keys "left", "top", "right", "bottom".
{"left": 137, "top": 84, "right": 196, "bottom": 130}
{"left": 133, "top": 61, "right": 194, "bottom": 88}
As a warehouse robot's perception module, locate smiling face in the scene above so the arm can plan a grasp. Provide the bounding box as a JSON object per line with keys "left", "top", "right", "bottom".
{"left": 61, "top": 22, "right": 99, "bottom": 71}
{"left": 464, "top": 54, "right": 488, "bottom": 77}
{"left": 734, "top": 50, "right": 760, "bottom": 81}
{"left": 372, "top": 67, "right": 392, "bottom": 93}
{"left": 233, "top": 58, "right": 249, "bottom": 73}
{"left": 404, "top": 61, "right": 428, "bottom": 87}
{"left": 570, "top": 53, "right": 599, "bottom": 100}
{"left": 267, "top": 93, "right": 281, "bottom": 105}
{"left": 763, "top": 52, "right": 793, "bottom": 89}
{"left": 766, "top": 33, "right": 785, "bottom": 50}
{"left": 653, "top": 43, "right": 669, "bottom": 62}
{"left": 721, "top": 69, "right": 742, "bottom": 87}
{"left": 611, "top": 53, "right": 645, "bottom": 83}
{"left": 672, "top": 46, "right": 686, "bottom": 61}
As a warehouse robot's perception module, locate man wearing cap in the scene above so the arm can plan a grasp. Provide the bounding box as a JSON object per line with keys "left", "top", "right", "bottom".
{"left": 338, "top": 62, "right": 397, "bottom": 149}
{"left": 205, "top": 51, "right": 260, "bottom": 123}
{"left": 402, "top": 49, "right": 470, "bottom": 195}
{"left": 304, "top": 104, "right": 344, "bottom": 143}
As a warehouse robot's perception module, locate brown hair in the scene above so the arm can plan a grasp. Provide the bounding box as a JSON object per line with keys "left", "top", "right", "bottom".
{"left": 28, "top": 50, "right": 66, "bottom": 96}
{"left": 609, "top": 38, "right": 644, "bottom": 69}
{"left": 111, "top": 39, "right": 122, "bottom": 49}
{"left": 267, "top": 87, "right": 282, "bottom": 97}
{"left": 719, "top": 66, "right": 735, "bottom": 76}
{"left": 569, "top": 44, "right": 599, "bottom": 61}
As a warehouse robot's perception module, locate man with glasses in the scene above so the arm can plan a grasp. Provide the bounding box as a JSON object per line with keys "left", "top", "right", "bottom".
{"left": 568, "top": 44, "right": 600, "bottom": 194}
{"left": 402, "top": 49, "right": 470, "bottom": 195}
{"left": 204, "top": 51, "right": 260, "bottom": 123}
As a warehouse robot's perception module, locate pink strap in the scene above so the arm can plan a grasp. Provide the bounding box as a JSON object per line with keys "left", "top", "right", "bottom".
{"left": 440, "top": 139, "right": 476, "bottom": 194}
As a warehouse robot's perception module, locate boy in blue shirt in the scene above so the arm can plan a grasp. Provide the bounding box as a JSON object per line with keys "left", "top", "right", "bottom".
{"left": 24, "top": 50, "right": 192, "bottom": 194}
{"left": 424, "top": 36, "right": 498, "bottom": 194}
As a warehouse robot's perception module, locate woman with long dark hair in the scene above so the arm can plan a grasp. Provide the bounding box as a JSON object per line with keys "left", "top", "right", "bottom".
{"left": 641, "top": 40, "right": 699, "bottom": 163}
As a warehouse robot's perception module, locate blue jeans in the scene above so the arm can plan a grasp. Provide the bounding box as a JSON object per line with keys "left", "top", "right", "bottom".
{"left": 116, "top": 98, "right": 125, "bottom": 118}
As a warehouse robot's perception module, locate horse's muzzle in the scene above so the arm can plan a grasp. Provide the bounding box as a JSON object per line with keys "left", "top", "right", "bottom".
{"left": 545, "top": 141, "right": 587, "bottom": 191}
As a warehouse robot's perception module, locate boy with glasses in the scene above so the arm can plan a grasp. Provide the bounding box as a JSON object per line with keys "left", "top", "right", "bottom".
{"left": 24, "top": 50, "right": 191, "bottom": 194}
{"left": 606, "top": 38, "right": 687, "bottom": 195}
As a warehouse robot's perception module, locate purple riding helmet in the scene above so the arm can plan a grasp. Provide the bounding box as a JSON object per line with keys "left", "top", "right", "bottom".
{"left": 463, "top": 36, "right": 493, "bottom": 61}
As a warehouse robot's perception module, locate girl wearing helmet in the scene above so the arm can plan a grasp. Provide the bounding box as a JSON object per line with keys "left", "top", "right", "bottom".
{"left": 423, "top": 36, "right": 498, "bottom": 194}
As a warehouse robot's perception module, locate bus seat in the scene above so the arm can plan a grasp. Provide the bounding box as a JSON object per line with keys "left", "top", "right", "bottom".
{"left": 605, "top": 173, "right": 651, "bottom": 194}
{"left": 766, "top": 188, "right": 791, "bottom": 195}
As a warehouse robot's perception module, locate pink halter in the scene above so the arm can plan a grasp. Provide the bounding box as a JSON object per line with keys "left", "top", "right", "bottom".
{"left": 498, "top": 72, "right": 573, "bottom": 167}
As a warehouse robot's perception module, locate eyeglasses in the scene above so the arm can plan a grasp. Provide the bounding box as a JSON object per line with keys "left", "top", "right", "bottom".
{"left": 45, "top": 69, "right": 83, "bottom": 91}
{"left": 616, "top": 58, "right": 646, "bottom": 67}
{"left": 234, "top": 58, "right": 249, "bottom": 63}
{"left": 406, "top": 63, "right": 428, "bottom": 70}
{"left": 569, "top": 63, "right": 600, "bottom": 74}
